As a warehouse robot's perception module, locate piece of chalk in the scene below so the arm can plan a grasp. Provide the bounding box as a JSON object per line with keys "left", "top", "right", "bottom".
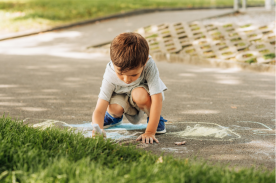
{"left": 92, "top": 124, "right": 102, "bottom": 134}
{"left": 175, "top": 141, "right": 186, "bottom": 145}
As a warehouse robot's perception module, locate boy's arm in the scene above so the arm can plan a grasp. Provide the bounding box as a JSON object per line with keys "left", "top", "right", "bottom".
{"left": 136, "top": 93, "right": 162, "bottom": 144}
{"left": 92, "top": 98, "right": 109, "bottom": 129}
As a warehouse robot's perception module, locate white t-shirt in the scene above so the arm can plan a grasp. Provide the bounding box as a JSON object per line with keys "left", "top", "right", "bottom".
{"left": 98, "top": 55, "right": 167, "bottom": 102}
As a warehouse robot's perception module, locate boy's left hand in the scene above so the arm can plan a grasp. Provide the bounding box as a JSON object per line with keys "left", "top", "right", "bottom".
{"left": 136, "top": 132, "right": 159, "bottom": 144}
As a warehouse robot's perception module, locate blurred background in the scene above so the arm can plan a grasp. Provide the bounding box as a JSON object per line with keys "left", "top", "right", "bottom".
{"left": 0, "top": 0, "right": 270, "bottom": 35}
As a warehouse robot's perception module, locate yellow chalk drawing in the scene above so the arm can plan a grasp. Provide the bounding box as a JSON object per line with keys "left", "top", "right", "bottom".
{"left": 169, "top": 122, "right": 241, "bottom": 141}
{"left": 180, "top": 124, "right": 228, "bottom": 138}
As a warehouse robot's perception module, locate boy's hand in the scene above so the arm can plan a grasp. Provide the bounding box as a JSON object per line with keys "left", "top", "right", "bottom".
{"left": 92, "top": 129, "right": 106, "bottom": 138}
{"left": 136, "top": 132, "right": 159, "bottom": 144}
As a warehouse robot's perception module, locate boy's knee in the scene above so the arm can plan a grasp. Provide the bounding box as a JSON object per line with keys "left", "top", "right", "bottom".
{"left": 108, "top": 104, "right": 124, "bottom": 118}
{"left": 132, "top": 87, "right": 150, "bottom": 105}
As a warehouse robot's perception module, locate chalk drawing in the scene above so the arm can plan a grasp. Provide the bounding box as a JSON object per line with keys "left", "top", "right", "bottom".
{"left": 181, "top": 124, "right": 228, "bottom": 138}
{"left": 77, "top": 122, "right": 146, "bottom": 141}
{"left": 168, "top": 122, "right": 241, "bottom": 141}
{"left": 67, "top": 122, "right": 146, "bottom": 141}
{"left": 236, "top": 121, "right": 275, "bottom": 136}
{"left": 22, "top": 118, "right": 29, "bottom": 122}
{"left": 32, "top": 120, "right": 146, "bottom": 141}
{"left": 237, "top": 121, "right": 273, "bottom": 130}
{"left": 81, "top": 130, "right": 142, "bottom": 141}
{"left": 229, "top": 125, "right": 251, "bottom": 131}
{"left": 105, "top": 123, "right": 147, "bottom": 131}
{"left": 33, "top": 120, "right": 73, "bottom": 130}
{"left": 65, "top": 122, "right": 147, "bottom": 131}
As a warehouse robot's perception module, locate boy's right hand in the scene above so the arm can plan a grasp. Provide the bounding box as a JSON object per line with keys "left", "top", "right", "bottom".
{"left": 92, "top": 129, "right": 106, "bottom": 138}
{"left": 136, "top": 132, "right": 159, "bottom": 144}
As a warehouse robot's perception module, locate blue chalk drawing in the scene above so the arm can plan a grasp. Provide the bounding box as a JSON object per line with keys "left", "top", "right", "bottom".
{"left": 104, "top": 123, "right": 147, "bottom": 131}
{"left": 66, "top": 122, "right": 147, "bottom": 131}
{"left": 80, "top": 130, "right": 138, "bottom": 140}
{"left": 64, "top": 122, "right": 147, "bottom": 141}
{"left": 237, "top": 121, "right": 275, "bottom": 136}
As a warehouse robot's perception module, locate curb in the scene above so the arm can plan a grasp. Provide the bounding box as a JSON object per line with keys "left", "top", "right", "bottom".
{"left": 0, "top": 5, "right": 262, "bottom": 42}
{"left": 151, "top": 53, "right": 276, "bottom": 74}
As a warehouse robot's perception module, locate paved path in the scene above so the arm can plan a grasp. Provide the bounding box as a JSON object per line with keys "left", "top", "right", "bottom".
{"left": 0, "top": 8, "right": 275, "bottom": 170}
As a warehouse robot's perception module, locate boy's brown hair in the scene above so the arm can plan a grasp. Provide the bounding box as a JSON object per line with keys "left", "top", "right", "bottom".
{"left": 110, "top": 32, "right": 149, "bottom": 73}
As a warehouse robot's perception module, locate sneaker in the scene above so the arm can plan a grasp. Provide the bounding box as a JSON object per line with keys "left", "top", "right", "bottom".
{"left": 147, "top": 116, "right": 167, "bottom": 134}
{"left": 103, "top": 111, "right": 123, "bottom": 129}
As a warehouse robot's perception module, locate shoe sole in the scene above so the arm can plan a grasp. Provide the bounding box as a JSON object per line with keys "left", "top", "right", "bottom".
{"left": 103, "top": 121, "right": 122, "bottom": 129}
{"left": 156, "top": 128, "right": 166, "bottom": 134}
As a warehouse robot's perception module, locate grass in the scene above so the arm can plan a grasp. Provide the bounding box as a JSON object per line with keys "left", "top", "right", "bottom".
{"left": 264, "top": 53, "right": 275, "bottom": 59}
{"left": 0, "top": 116, "right": 275, "bottom": 183}
{"left": 0, "top": 0, "right": 265, "bottom": 34}
{"left": 245, "top": 58, "right": 257, "bottom": 64}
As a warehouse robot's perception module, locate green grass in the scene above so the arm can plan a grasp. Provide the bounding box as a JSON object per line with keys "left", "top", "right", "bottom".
{"left": 0, "top": 116, "right": 275, "bottom": 183}
{"left": 0, "top": 0, "right": 265, "bottom": 34}
{"left": 245, "top": 58, "right": 257, "bottom": 64}
{"left": 264, "top": 53, "right": 276, "bottom": 59}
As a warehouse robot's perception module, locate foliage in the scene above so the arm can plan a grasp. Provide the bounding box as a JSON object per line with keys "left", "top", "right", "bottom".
{"left": 0, "top": 0, "right": 265, "bottom": 33}
{"left": 245, "top": 58, "right": 257, "bottom": 64}
{"left": 264, "top": 53, "right": 275, "bottom": 60}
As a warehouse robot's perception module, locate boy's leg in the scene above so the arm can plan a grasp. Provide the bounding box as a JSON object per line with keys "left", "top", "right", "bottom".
{"left": 107, "top": 104, "right": 124, "bottom": 118}
{"left": 104, "top": 104, "right": 124, "bottom": 129}
{"left": 104, "top": 94, "right": 129, "bottom": 129}
{"left": 130, "top": 86, "right": 167, "bottom": 134}
{"left": 131, "top": 87, "right": 151, "bottom": 116}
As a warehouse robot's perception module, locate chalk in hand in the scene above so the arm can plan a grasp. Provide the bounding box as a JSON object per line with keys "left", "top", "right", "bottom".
{"left": 92, "top": 124, "right": 102, "bottom": 134}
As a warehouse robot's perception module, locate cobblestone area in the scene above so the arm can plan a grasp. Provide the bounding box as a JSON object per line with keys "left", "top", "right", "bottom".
{"left": 87, "top": 11, "right": 275, "bottom": 72}
{"left": 137, "top": 12, "right": 275, "bottom": 65}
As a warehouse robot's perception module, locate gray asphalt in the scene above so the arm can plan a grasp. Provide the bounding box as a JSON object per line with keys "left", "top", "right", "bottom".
{"left": 0, "top": 8, "right": 275, "bottom": 170}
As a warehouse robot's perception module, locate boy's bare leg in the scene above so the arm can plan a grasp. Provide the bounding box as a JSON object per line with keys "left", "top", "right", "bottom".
{"left": 131, "top": 87, "right": 151, "bottom": 116}
{"left": 132, "top": 87, "right": 161, "bottom": 144}
{"left": 107, "top": 104, "right": 124, "bottom": 118}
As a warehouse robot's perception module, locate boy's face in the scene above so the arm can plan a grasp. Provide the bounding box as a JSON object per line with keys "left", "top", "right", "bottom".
{"left": 114, "top": 65, "right": 144, "bottom": 84}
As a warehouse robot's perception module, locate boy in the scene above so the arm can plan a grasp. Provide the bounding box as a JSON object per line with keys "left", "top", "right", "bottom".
{"left": 92, "top": 32, "right": 167, "bottom": 144}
